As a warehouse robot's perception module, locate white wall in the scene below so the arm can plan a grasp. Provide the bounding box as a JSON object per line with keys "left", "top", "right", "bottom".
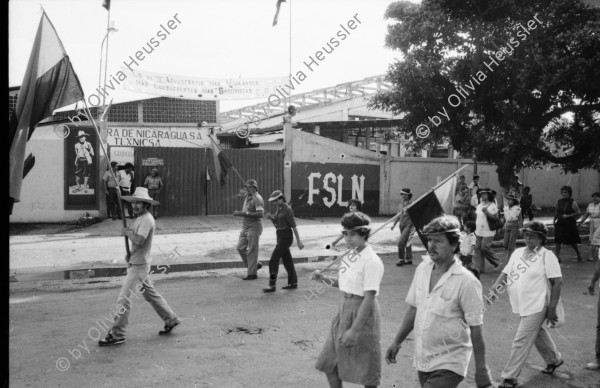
{"left": 11, "top": 125, "right": 102, "bottom": 222}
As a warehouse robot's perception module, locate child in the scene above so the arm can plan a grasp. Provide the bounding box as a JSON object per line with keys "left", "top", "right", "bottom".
{"left": 520, "top": 186, "right": 534, "bottom": 221}
{"left": 504, "top": 194, "right": 521, "bottom": 262}
{"left": 459, "top": 221, "right": 479, "bottom": 279}
{"left": 330, "top": 199, "right": 362, "bottom": 248}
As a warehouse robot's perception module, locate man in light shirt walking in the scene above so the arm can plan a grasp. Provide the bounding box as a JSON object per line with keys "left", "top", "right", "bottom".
{"left": 386, "top": 215, "right": 493, "bottom": 388}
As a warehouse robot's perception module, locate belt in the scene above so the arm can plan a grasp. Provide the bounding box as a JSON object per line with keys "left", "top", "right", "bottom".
{"left": 343, "top": 292, "right": 363, "bottom": 299}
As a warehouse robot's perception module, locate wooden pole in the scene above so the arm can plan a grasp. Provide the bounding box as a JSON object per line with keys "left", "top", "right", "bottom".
{"left": 83, "top": 101, "right": 130, "bottom": 258}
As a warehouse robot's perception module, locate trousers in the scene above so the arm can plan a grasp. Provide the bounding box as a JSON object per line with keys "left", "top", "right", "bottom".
{"left": 109, "top": 264, "right": 179, "bottom": 339}
{"left": 398, "top": 223, "right": 413, "bottom": 262}
{"left": 237, "top": 223, "right": 263, "bottom": 276}
{"left": 268, "top": 229, "right": 297, "bottom": 286}
{"left": 474, "top": 235, "right": 500, "bottom": 272}
{"left": 501, "top": 308, "right": 561, "bottom": 379}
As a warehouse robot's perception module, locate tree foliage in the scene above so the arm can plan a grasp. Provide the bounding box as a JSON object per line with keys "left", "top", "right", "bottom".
{"left": 371, "top": 0, "right": 600, "bottom": 188}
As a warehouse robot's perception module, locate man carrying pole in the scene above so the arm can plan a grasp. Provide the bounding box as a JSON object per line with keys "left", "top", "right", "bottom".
{"left": 99, "top": 187, "right": 182, "bottom": 346}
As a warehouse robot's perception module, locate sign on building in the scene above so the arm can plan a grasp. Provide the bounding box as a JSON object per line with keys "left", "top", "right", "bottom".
{"left": 107, "top": 126, "right": 211, "bottom": 148}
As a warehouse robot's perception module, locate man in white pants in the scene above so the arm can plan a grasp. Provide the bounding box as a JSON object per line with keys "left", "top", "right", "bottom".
{"left": 99, "top": 187, "right": 181, "bottom": 346}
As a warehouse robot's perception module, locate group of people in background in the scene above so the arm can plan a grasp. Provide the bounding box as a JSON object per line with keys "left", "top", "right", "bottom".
{"left": 103, "top": 163, "right": 163, "bottom": 220}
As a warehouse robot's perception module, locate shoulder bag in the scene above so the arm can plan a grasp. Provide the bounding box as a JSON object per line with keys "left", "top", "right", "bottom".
{"left": 485, "top": 205, "right": 505, "bottom": 231}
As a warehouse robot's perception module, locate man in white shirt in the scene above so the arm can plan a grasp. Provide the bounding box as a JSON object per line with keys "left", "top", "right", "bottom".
{"left": 386, "top": 215, "right": 492, "bottom": 388}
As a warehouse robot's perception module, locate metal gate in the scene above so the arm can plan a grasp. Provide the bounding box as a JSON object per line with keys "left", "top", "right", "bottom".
{"left": 135, "top": 147, "right": 207, "bottom": 217}
{"left": 133, "top": 148, "right": 284, "bottom": 216}
{"left": 206, "top": 149, "right": 284, "bottom": 215}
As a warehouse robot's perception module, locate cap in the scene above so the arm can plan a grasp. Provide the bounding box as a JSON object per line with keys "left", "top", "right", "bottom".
{"left": 246, "top": 179, "right": 258, "bottom": 189}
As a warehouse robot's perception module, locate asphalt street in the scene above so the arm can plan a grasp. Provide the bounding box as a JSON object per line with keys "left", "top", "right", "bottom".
{"left": 9, "top": 244, "right": 600, "bottom": 388}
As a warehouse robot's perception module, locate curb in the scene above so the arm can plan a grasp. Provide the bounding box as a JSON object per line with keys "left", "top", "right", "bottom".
{"left": 10, "top": 252, "right": 399, "bottom": 283}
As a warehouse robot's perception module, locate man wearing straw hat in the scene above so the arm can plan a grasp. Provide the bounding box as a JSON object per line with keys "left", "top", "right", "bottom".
{"left": 386, "top": 215, "right": 493, "bottom": 388}
{"left": 234, "top": 179, "right": 265, "bottom": 280}
{"left": 99, "top": 187, "right": 182, "bottom": 346}
{"left": 73, "top": 130, "right": 94, "bottom": 193}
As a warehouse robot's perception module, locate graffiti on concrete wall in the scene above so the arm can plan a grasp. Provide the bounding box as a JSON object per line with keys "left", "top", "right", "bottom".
{"left": 291, "top": 163, "right": 379, "bottom": 217}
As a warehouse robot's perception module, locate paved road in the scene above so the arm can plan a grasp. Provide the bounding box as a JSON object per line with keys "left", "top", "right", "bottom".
{"left": 9, "top": 245, "right": 600, "bottom": 388}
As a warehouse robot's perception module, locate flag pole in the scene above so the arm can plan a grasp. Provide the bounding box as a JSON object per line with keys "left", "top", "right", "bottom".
{"left": 82, "top": 101, "right": 131, "bottom": 259}
{"left": 317, "top": 165, "right": 469, "bottom": 275}
{"left": 319, "top": 214, "right": 401, "bottom": 272}
{"left": 405, "top": 164, "right": 468, "bottom": 212}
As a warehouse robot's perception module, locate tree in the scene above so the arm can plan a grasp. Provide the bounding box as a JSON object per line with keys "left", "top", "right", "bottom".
{"left": 370, "top": 0, "right": 600, "bottom": 190}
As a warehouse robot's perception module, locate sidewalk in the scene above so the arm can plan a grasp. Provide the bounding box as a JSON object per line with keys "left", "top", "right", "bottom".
{"left": 9, "top": 215, "right": 589, "bottom": 282}
{"left": 9, "top": 216, "right": 405, "bottom": 282}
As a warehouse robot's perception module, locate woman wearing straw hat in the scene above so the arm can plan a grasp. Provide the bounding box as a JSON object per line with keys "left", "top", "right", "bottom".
{"left": 488, "top": 221, "right": 564, "bottom": 387}
{"left": 391, "top": 188, "right": 414, "bottom": 266}
{"left": 312, "top": 212, "right": 384, "bottom": 388}
{"left": 262, "top": 190, "right": 304, "bottom": 292}
{"left": 99, "top": 187, "right": 182, "bottom": 346}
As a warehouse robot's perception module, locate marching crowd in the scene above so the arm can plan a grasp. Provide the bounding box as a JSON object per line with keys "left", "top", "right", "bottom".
{"left": 92, "top": 171, "right": 599, "bottom": 388}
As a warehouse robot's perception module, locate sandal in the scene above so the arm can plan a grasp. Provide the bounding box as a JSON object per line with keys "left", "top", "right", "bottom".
{"left": 499, "top": 379, "right": 518, "bottom": 388}
{"left": 541, "top": 359, "right": 564, "bottom": 375}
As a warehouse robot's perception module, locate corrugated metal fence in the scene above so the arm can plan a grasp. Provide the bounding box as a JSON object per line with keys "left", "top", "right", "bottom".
{"left": 206, "top": 149, "right": 284, "bottom": 215}
{"left": 134, "top": 148, "right": 284, "bottom": 216}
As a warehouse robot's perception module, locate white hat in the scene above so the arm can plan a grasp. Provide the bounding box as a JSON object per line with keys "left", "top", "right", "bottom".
{"left": 121, "top": 187, "right": 159, "bottom": 205}
{"left": 78, "top": 130, "right": 87, "bottom": 138}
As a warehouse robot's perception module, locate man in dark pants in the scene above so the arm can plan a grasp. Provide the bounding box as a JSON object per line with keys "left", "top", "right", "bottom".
{"left": 103, "top": 161, "right": 121, "bottom": 220}
{"left": 262, "top": 190, "right": 304, "bottom": 292}
{"left": 234, "top": 179, "right": 264, "bottom": 280}
{"left": 587, "top": 251, "right": 600, "bottom": 370}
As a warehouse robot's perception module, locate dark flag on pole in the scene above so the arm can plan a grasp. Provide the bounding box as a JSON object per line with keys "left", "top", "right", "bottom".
{"left": 102, "top": 0, "right": 111, "bottom": 11}
{"left": 405, "top": 166, "right": 464, "bottom": 246}
{"left": 272, "top": 0, "right": 286, "bottom": 26}
{"left": 9, "top": 11, "right": 84, "bottom": 213}
{"left": 209, "top": 135, "right": 233, "bottom": 188}
{"left": 406, "top": 191, "right": 445, "bottom": 247}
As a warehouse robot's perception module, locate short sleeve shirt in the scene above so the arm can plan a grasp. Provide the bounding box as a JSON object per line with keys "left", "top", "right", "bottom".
{"left": 129, "top": 212, "right": 155, "bottom": 265}
{"left": 460, "top": 233, "right": 475, "bottom": 256}
{"left": 405, "top": 258, "right": 484, "bottom": 377}
{"left": 475, "top": 203, "right": 498, "bottom": 237}
{"left": 273, "top": 203, "right": 297, "bottom": 229}
{"left": 587, "top": 202, "right": 600, "bottom": 219}
{"left": 242, "top": 193, "right": 264, "bottom": 227}
{"left": 397, "top": 200, "right": 413, "bottom": 227}
{"left": 103, "top": 170, "right": 120, "bottom": 188}
{"left": 338, "top": 244, "right": 384, "bottom": 296}
{"left": 502, "top": 247, "right": 562, "bottom": 316}
{"left": 145, "top": 176, "right": 163, "bottom": 190}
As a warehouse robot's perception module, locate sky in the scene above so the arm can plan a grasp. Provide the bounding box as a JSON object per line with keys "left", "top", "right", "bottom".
{"left": 9, "top": 0, "right": 408, "bottom": 112}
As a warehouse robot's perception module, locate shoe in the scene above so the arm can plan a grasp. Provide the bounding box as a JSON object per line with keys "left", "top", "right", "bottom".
{"left": 541, "top": 359, "right": 564, "bottom": 375}
{"left": 396, "top": 260, "right": 405, "bottom": 266}
{"left": 159, "top": 320, "right": 182, "bottom": 335}
{"left": 257, "top": 263, "right": 263, "bottom": 270}
{"left": 99, "top": 334, "right": 125, "bottom": 346}
{"left": 262, "top": 287, "right": 276, "bottom": 293}
{"left": 242, "top": 275, "right": 258, "bottom": 280}
{"left": 282, "top": 284, "right": 297, "bottom": 290}
{"left": 499, "top": 379, "right": 518, "bottom": 388}
{"left": 586, "top": 360, "right": 600, "bottom": 370}
{"left": 405, "top": 260, "right": 412, "bottom": 265}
